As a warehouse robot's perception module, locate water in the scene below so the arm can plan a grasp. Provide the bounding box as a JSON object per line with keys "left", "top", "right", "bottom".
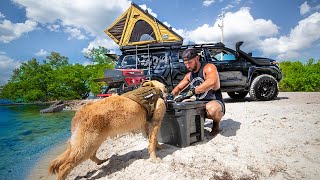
{"left": 0, "top": 104, "right": 74, "bottom": 180}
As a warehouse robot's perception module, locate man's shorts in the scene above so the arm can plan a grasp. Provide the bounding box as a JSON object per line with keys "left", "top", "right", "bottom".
{"left": 215, "top": 100, "right": 225, "bottom": 115}
{"left": 202, "top": 99, "right": 225, "bottom": 118}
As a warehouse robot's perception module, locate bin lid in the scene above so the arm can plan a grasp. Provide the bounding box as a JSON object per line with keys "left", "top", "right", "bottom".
{"left": 167, "top": 101, "right": 208, "bottom": 110}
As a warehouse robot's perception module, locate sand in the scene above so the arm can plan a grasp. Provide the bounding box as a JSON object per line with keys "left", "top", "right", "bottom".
{"left": 28, "top": 92, "right": 320, "bottom": 180}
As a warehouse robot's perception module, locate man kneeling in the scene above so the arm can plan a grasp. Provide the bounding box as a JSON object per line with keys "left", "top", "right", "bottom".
{"left": 169, "top": 48, "right": 225, "bottom": 136}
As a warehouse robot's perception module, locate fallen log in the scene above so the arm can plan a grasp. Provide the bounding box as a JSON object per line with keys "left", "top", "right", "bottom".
{"left": 40, "top": 104, "right": 65, "bottom": 113}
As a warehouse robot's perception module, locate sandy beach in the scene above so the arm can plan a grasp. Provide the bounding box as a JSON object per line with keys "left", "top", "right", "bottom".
{"left": 28, "top": 92, "right": 320, "bottom": 180}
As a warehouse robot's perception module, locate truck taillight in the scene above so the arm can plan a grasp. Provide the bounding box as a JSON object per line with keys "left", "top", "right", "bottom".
{"left": 125, "top": 77, "right": 147, "bottom": 86}
{"left": 125, "top": 78, "right": 134, "bottom": 85}
{"left": 122, "top": 69, "right": 144, "bottom": 76}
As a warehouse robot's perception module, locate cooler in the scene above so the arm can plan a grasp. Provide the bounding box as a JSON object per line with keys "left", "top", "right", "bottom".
{"left": 158, "top": 101, "right": 207, "bottom": 147}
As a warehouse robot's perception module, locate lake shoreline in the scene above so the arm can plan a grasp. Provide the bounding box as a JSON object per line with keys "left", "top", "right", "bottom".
{"left": 0, "top": 101, "right": 54, "bottom": 106}
{"left": 0, "top": 104, "right": 74, "bottom": 180}
{"left": 27, "top": 141, "right": 68, "bottom": 180}
{"left": 0, "top": 99, "right": 98, "bottom": 112}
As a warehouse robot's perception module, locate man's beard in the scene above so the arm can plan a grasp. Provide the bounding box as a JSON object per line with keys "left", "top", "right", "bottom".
{"left": 188, "top": 64, "right": 198, "bottom": 72}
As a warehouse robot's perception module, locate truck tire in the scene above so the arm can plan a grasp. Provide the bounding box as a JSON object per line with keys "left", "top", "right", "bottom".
{"left": 249, "top": 74, "right": 279, "bottom": 101}
{"left": 227, "top": 91, "right": 248, "bottom": 99}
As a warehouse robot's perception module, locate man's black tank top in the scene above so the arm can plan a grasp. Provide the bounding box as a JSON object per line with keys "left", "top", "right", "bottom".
{"left": 190, "top": 63, "right": 223, "bottom": 102}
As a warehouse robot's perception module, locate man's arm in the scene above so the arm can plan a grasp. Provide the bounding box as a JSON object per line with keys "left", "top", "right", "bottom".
{"left": 194, "top": 64, "right": 220, "bottom": 94}
{"left": 171, "top": 72, "right": 191, "bottom": 96}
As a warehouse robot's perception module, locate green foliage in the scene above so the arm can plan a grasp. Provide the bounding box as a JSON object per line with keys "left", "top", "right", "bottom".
{"left": 0, "top": 49, "right": 115, "bottom": 102}
{"left": 84, "top": 46, "right": 115, "bottom": 94}
{"left": 279, "top": 58, "right": 320, "bottom": 92}
{"left": 84, "top": 46, "right": 115, "bottom": 65}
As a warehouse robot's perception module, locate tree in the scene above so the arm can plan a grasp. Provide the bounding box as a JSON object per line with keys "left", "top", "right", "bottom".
{"left": 48, "top": 64, "right": 91, "bottom": 100}
{"left": 84, "top": 46, "right": 116, "bottom": 94}
{"left": 45, "top": 52, "right": 69, "bottom": 69}
{"left": 4, "top": 58, "right": 51, "bottom": 101}
{"left": 0, "top": 54, "right": 89, "bottom": 102}
{"left": 0, "top": 48, "right": 117, "bottom": 102}
{"left": 279, "top": 59, "right": 320, "bottom": 92}
{"left": 84, "top": 46, "right": 115, "bottom": 65}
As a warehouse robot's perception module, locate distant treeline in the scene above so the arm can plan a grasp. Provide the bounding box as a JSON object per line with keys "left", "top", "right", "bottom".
{"left": 279, "top": 58, "right": 320, "bottom": 92}
{"left": 0, "top": 47, "right": 114, "bottom": 102}
{"left": 0, "top": 47, "right": 319, "bottom": 102}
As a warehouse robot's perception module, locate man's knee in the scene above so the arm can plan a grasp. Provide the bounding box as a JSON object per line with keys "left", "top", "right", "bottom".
{"left": 206, "top": 101, "right": 224, "bottom": 120}
{"left": 206, "top": 102, "right": 221, "bottom": 113}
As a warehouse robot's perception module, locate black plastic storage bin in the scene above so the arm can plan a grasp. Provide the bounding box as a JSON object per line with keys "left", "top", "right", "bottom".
{"left": 158, "top": 101, "right": 207, "bottom": 147}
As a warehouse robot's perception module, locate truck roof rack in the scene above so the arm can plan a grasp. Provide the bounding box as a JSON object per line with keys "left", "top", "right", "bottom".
{"left": 180, "top": 42, "right": 225, "bottom": 49}
{"left": 121, "top": 42, "right": 227, "bottom": 54}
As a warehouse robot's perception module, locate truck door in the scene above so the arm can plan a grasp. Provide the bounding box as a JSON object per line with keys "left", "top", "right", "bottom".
{"left": 208, "top": 48, "right": 250, "bottom": 90}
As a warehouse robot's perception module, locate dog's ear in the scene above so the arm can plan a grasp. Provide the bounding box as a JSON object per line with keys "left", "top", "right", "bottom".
{"left": 141, "top": 80, "right": 154, "bottom": 87}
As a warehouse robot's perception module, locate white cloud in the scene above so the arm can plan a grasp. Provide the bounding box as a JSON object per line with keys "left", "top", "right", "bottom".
{"left": 139, "top": 4, "right": 158, "bottom": 18}
{"left": 0, "top": 12, "right": 5, "bottom": 19}
{"left": 13, "top": 0, "right": 131, "bottom": 38}
{"left": 35, "top": 49, "right": 48, "bottom": 57}
{"left": 163, "top": 21, "right": 171, "bottom": 27}
{"left": 81, "top": 37, "right": 118, "bottom": 55}
{"left": 64, "top": 27, "right": 86, "bottom": 40}
{"left": 261, "top": 12, "right": 320, "bottom": 60}
{"left": 222, "top": 5, "right": 234, "bottom": 11}
{"left": 0, "top": 19, "right": 38, "bottom": 43}
{"left": 222, "top": 0, "right": 242, "bottom": 11}
{"left": 300, "top": 1, "right": 310, "bottom": 15}
{"left": 184, "top": 7, "right": 278, "bottom": 51}
{"left": 0, "top": 54, "right": 21, "bottom": 85}
{"left": 12, "top": 0, "right": 131, "bottom": 52}
{"left": 203, "top": 0, "right": 215, "bottom": 7}
{"left": 47, "top": 24, "right": 60, "bottom": 32}
{"left": 181, "top": 7, "right": 320, "bottom": 60}
{"left": 277, "top": 51, "right": 300, "bottom": 61}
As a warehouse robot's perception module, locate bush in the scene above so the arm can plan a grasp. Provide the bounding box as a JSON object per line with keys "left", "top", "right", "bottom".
{"left": 279, "top": 59, "right": 320, "bottom": 92}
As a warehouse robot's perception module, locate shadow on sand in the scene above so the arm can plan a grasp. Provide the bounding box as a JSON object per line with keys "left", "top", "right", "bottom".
{"left": 203, "top": 118, "right": 241, "bottom": 140}
{"left": 75, "top": 144, "right": 179, "bottom": 180}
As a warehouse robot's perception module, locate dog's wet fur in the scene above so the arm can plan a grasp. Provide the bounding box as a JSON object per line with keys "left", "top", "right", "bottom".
{"left": 48, "top": 80, "right": 167, "bottom": 180}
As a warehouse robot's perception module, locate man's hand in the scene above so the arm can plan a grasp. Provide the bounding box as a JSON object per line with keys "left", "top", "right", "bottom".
{"left": 166, "top": 93, "right": 175, "bottom": 101}
{"left": 185, "top": 87, "right": 195, "bottom": 97}
{"left": 175, "top": 88, "right": 196, "bottom": 102}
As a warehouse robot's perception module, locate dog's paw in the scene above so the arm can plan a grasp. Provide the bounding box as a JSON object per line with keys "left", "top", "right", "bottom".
{"left": 96, "top": 158, "right": 109, "bottom": 165}
{"left": 156, "top": 143, "right": 166, "bottom": 150}
{"left": 97, "top": 160, "right": 107, "bottom": 165}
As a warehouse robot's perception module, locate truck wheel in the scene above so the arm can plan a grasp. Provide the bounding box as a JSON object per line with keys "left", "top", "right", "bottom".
{"left": 227, "top": 91, "right": 248, "bottom": 99}
{"left": 249, "top": 74, "right": 279, "bottom": 101}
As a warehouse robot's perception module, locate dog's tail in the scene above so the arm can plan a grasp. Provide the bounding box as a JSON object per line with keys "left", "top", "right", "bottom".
{"left": 48, "top": 140, "right": 72, "bottom": 175}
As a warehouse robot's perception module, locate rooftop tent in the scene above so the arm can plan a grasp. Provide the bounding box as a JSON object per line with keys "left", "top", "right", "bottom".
{"left": 105, "top": 3, "right": 183, "bottom": 47}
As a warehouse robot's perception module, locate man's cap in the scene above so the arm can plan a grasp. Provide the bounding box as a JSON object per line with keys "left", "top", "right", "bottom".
{"left": 182, "top": 48, "right": 198, "bottom": 61}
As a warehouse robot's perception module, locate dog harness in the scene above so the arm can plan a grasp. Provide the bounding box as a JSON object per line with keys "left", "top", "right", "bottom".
{"left": 121, "top": 85, "right": 162, "bottom": 121}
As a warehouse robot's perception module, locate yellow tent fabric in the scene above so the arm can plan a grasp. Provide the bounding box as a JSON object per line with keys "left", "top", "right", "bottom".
{"left": 105, "top": 3, "right": 183, "bottom": 47}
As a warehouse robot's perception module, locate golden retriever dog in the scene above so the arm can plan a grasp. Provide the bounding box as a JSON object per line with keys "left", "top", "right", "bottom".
{"left": 48, "top": 80, "right": 167, "bottom": 180}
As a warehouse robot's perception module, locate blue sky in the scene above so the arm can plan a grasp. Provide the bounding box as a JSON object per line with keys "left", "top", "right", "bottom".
{"left": 0, "top": 0, "right": 320, "bottom": 85}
